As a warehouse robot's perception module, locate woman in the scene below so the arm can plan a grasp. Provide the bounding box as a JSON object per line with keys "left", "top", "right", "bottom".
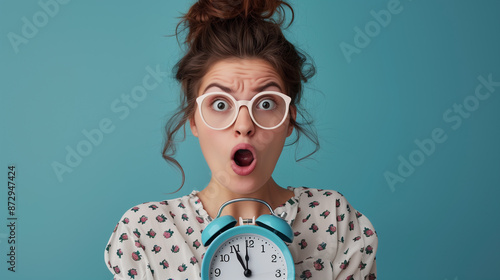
{"left": 104, "top": 0, "right": 377, "bottom": 279}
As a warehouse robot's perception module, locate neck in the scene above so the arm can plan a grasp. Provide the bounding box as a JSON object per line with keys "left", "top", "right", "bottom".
{"left": 198, "top": 177, "right": 294, "bottom": 221}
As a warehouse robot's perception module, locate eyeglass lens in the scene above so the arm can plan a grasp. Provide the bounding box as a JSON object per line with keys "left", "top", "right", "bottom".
{"left": 200, "top": 93, "right": 288, "bottom": 129}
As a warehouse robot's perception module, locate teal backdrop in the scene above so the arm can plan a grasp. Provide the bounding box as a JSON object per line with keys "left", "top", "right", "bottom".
{"left": 1, "top": 1, "right": 499, "bottom": 279}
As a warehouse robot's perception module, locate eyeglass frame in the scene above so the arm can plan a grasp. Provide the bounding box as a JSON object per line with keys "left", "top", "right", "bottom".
{"left": 195, "top": 91, "right": 292, "bottom": 130}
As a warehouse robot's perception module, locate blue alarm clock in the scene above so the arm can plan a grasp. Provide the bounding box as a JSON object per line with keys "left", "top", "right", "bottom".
{"left": 201, "top": 198, "right": 295, "bottom": 280}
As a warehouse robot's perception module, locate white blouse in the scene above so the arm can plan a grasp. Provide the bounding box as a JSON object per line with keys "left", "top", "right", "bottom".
{"left": 104, "top": 187, "right": 378, "bottom": 279}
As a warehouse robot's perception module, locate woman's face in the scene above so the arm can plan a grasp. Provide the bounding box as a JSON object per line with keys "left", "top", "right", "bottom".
{"left": 190, "top": 58, "right": 295, "bottom": 195}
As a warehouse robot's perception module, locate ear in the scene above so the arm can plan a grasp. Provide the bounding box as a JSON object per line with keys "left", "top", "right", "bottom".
{"left": 287, "top": 105, "right": 297, "bottom": 137}
{"left": 189, "top": 115, "right": 199, "bottom": 137}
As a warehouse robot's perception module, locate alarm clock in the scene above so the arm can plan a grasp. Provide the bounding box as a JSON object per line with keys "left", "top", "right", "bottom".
{"left": 201, "top": 198, "right": 295, "bottom": 280}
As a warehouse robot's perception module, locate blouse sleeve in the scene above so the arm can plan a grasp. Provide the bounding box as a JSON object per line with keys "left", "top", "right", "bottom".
{"left": 287, "top": 188, "right": 377, "bottom": 279}
{"left": 333, "top": 194, "right": 378, "bottom": 280}
{"left": 104, "top": 211, "right": 155, "bottom": 280}
{"left": 104, "top": 200, "right": 206, "bottom": 280}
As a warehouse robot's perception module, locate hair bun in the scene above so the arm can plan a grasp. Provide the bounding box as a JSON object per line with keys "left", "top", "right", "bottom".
{"left": 180, "top": 0, "right": 292, "bottom": 44}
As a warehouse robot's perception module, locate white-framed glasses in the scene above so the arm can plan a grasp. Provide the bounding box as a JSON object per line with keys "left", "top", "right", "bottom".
{"left": 195, "top": 91, "right": 292, "bottom": 130}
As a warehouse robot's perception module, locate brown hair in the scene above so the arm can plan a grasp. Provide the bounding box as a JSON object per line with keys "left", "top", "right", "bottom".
{"left": 163, "top": 0, "right": 318, "bottom": 189}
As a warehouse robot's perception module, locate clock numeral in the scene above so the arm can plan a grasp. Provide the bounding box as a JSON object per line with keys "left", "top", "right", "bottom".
{"left": 230, "top": 244, "right": 240, "bottom": 253}
{"left": 275, "top": 269, "right": 282, "bottom": 277}
{"left": 247, "top": 239, "right": 254, "bottom": 248}
{"left": 271, "top": 254, "right": 277, "bottom": 263}
{"left": 214, "top": 268, "right": 221, "bottom": 277}
{"left": 261, "top": 244, "right": 265, "bottom": 253}
{"left": 219, "top": 254, "right": 230, "bottom": 262}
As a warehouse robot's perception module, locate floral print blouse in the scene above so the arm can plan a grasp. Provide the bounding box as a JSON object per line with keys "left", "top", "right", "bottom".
{"left": 104, "top": 187, "right": 378, "bottom": 279}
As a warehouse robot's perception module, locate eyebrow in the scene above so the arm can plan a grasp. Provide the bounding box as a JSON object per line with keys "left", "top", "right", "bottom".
{"left": 256, "top": 82, "right": 283, "bottom": 92}
{"left": 203, "top": 83, "right": 233, "bottom": 93}
{"left": 203, "top": 81, "right": 283, "bottom": 94}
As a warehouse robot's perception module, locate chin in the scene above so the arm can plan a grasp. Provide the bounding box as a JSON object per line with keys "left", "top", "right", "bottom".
{"left": 210, "top": 164, "right": 274, "bottom": 195}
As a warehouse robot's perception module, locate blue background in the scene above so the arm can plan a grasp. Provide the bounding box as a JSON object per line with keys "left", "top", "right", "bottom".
{"left": 1, "top": 0, "right": 499, "bottom": 279}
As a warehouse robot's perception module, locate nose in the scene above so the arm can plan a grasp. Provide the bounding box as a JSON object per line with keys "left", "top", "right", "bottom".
{"left": 233, "top": 106, "right": 255, "bottom": 136}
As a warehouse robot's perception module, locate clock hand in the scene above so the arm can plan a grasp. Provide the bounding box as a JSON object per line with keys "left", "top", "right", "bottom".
{"left": 232, "top": 245, "right": 247, "bottom": 272}
{"left": 244, "top": 240, "right": 252, "bottom": 277}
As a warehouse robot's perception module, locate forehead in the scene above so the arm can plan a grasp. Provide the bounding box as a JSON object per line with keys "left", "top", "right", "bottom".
{"left": 199, "top": 58, "right": 284, "bottom": 95}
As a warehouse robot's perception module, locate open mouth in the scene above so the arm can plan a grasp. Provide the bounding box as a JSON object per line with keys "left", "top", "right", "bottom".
{"left": 231, "top": 144, "right": 257, "bottom": 176}
{"left": 234, "top": 149, "right": 254, "bottom": 167}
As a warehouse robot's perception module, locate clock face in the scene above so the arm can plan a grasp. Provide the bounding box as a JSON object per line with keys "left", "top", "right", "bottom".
{"left": 208, "top": 233, "right": 289, "bottom": 279}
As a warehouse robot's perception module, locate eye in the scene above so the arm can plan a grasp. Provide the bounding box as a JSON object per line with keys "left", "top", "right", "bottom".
{"left": 256, "top": 98, "right": 276, "bottom": 110}
{"left": 211, "top": 99, "right": 230, "bottom": 111}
